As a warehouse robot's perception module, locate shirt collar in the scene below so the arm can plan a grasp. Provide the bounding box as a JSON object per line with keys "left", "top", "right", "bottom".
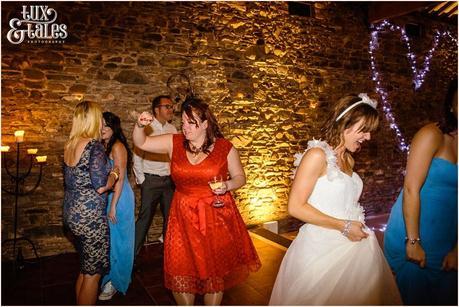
{"left": 152, "top": 116, "right": 167, "bottom": 128}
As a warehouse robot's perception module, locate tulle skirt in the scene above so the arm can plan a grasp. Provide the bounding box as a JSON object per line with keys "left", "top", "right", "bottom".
{"left": 269, "top": 224, "right": 401, "bottom": 305}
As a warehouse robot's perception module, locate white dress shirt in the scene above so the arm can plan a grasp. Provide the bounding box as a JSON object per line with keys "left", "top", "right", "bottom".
{"left": 132, "top": 117, "right": 177, "bottom": 184}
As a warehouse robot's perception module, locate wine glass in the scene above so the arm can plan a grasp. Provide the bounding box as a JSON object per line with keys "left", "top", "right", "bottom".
{"left": 209, "top": 175, "right": 225, "bottom": 208}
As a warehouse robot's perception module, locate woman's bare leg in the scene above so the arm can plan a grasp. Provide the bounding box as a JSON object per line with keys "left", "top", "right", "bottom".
{"left": 204, "top": 292, "right": 223, "bottom": 306}
{"left": 76, "top": 273, "right": 84, "bottom": 300}
{"left": 173, "top": 291, "right": 195, "bottom": 305}
{"left": 76, "top": 273, "right": 101, "bottom": 305}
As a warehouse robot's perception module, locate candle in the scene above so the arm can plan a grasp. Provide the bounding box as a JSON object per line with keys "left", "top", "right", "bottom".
{"left": 1, "top": 146, "right": 10, "bottom": 152}
{"left": 36, "top": 156, "right": 47, "bottom": 163}
{"left": 27, "top": 148, "right": 38, "bottom": 155}
{"left": 14, "top": 130, "right": 25, "bottom": 143}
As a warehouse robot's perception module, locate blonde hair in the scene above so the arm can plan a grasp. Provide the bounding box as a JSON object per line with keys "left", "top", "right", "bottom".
{"left": 321, "top": 94, "right": 379, "bottom": 167}
{"left": 65, "top": 101, "right": 103, "bottom": 155}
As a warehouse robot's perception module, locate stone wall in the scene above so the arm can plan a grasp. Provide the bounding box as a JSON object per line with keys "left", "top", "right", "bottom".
{"left": 1, "top": 2, "right": 457, "bottom": 258}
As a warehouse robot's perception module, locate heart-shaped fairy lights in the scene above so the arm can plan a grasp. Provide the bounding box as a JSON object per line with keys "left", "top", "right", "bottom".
{"left": 369, "top": 20, "right": 458, "bottom": 152}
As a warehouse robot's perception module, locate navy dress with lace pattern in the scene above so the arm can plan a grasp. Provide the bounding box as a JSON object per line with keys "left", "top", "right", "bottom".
{"left": 63, "top": 139, "right": 111, "bottom": 275}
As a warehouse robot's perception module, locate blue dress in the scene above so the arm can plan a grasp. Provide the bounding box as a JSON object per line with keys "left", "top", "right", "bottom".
{"left": 384, "top": 157, "right": 458, "bottom": 305}
{"left": 63, "top": 140, "right": 111, "bottom": 275}
{"left": 101, "top": 159, "right": 135, "bottom": 295}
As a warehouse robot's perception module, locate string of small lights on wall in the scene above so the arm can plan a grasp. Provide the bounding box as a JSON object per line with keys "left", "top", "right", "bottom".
{"left": 369, "top": 20, "right": 458, "bottom": 153}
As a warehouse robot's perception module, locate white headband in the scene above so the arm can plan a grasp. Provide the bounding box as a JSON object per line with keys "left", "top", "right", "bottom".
{"left": 335, "top": 93, "right": 378, "bottom": 122}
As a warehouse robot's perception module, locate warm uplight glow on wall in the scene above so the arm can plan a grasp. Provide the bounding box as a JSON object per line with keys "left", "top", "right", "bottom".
{"left": 248, "top": 188, "right": 278, "bottom": 222}
{"left": 236, "top": 163, "right": 286, "bottom": 225}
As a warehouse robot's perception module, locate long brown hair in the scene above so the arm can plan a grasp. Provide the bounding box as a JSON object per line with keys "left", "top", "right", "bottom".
{"left": 321, "top": 94, "right": 379, "bottom": 167}
{"left": 102, "top": 111, "right": 132, "bottom": 176}
{"left": 181, "top": 96, "right": 224, "bottom": 154}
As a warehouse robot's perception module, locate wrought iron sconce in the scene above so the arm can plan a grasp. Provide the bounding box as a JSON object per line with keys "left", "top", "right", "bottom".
{"left": 2, "top": 130, "right": 46, "bottom": 268}
{"left": 167, "top": 71, "right": 195, "bottom": 107}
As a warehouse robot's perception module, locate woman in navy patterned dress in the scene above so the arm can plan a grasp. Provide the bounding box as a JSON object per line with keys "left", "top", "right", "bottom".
{"left": 63, "top": 101, "right": 119, "bottom": 305}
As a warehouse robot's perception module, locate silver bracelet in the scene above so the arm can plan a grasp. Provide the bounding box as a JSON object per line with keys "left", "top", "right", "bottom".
{"left": 341, "top": 220, "right": 352, "bottom": 237}
{"left": 405, "top": 237, "right": 421, "bottom": 245}
{"left": 136, "top": 122, "right": 146, "bottom": 129}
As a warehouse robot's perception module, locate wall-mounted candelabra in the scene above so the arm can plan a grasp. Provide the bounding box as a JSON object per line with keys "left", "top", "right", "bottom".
{"left": 167, "top": 71, "right": 194, "bottom": 105}
{"left": 1, "top": 130, "right": 47, "bottom": 268}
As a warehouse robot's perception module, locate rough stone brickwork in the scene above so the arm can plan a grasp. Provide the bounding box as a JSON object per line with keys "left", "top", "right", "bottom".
{"left": 1, "top": 2, "right": 457, "bottom": 258}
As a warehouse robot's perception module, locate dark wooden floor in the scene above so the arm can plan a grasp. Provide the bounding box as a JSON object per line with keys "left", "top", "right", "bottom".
{"left": 2, "top": 215, "right": 389, "bottom": 305}
{"left": 1, "top": 232, "right": 287, "bottom": 306}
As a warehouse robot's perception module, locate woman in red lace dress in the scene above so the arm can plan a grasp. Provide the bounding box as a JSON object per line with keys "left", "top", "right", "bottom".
{"left": 133, "top": 96, "right": 261, "bottom": 305}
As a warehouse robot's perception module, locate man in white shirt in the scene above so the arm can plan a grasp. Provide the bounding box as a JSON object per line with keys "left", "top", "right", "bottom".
{"left": 133, "top": 95, "right": 177, "bottom": 257}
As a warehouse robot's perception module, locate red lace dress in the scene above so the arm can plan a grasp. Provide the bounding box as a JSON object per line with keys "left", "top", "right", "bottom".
{"left": 164, "top": 134, "right": 261, "bottom": 294}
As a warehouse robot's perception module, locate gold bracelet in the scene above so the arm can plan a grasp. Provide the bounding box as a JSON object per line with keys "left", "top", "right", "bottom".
{"left": 109, "top": 171, "right": 119, "bottom": 181}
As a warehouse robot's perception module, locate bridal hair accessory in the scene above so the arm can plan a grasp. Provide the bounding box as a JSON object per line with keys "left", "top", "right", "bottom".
{"left": 335, "top": 93, "right": 378, "bottom": 122}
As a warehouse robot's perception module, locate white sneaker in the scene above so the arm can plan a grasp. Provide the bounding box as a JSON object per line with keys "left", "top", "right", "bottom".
{"left": 158, "top": 234, "right": 164, "bottom": 243}
{"left": 98, "top": 281, "right": 117, "bottom": 301}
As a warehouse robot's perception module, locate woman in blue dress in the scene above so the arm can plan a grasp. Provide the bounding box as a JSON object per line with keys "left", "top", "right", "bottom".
{"left": 63, "top": 101, "right": 119, "bottom": 305}
{"left": 384, "top": 78, "right": 457, "bottom": 305}
{"left": 98, "top": 111, "right": 135, "bottom": 300}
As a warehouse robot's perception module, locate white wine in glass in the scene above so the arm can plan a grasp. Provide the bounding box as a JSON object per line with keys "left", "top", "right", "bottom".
{"left": 209, "top": 181, "right": 224, "bottom": 191}
{"left": 209, "top": 175, "right": 225, "bottom": 208}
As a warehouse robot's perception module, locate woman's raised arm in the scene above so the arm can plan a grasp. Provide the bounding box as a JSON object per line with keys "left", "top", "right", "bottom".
{"left": 132, "top": 111, "right": 173, "bottom": 156}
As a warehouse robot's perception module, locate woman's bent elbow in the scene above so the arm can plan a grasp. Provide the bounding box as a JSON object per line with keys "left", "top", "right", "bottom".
{"left": 403, "top": 185, "right": 419, "bottom": 198}
{"left": 287, "top": 205, "right": 298, "bottom": 219}
{"left": 132, "top": 138, "right": 142, "bottom": 148}
{"left": 96, "top": 187, "right": 105, "bottom": 194}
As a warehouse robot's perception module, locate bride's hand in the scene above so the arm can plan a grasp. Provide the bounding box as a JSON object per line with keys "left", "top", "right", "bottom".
{"left": 345, "top": 221, "right": 369, "bottom": 242}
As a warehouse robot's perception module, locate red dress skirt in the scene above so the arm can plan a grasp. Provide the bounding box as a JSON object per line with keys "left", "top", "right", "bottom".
{"left": 164, "top": 134, "right": 261, "bottom": 294}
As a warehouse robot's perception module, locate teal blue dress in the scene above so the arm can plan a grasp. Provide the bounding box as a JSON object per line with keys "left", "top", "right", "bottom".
{"left": 101, "top": 159, "right": 135, "bottom": 295}
{"left": 384, "top": 157, "right": 458, "bottom": 305}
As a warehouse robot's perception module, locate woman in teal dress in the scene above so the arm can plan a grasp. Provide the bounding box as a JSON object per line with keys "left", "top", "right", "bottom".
{"left": 384, "top": 78, "right": 457, "bottom": 305}
{"left": 99, "top": 111, "right": 135, "bottom": 300}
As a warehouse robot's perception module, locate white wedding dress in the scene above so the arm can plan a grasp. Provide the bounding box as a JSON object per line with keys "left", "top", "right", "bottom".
{"left": 269, "top": 140, "right": 401, "bottom": 306}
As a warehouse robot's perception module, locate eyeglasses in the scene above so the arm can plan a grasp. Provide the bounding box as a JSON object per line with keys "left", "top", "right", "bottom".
{"left": 158, "top": 104, "right": 174, "bottom": 110}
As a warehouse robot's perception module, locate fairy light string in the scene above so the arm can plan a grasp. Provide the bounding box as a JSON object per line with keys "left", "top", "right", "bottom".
{"left": 369, "top": 20, "right": 458, "bottom": 152}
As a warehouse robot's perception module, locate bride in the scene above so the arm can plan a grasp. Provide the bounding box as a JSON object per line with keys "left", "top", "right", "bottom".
{"left": 269, "top": 94, "right": 401, "bottom": 305}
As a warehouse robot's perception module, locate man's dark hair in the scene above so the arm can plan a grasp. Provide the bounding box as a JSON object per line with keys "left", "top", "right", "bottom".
{"left": 151, "top": 95, "right": 172, "bottom": 116}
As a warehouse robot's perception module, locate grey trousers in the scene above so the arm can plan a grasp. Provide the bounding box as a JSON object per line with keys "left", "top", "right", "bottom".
{"left": 134, "top": 174, "right": 174, "bottom": 256}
